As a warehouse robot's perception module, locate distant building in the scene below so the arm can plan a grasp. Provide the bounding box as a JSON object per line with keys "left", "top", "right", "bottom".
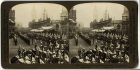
{"left": 51, "top": 20, "right": 61, "bottom": 31}
{"left": 111, "top": 20, "right": 122, "bottom": 29}
{"left": 68, "top": 8, "right": 77, "bottom": 36}
{"left": 121, "top": 7, "right": 129, "bottom": 34}
{"left": 9, "top": 10, "right": 15, "bottom": 21}
{"left": 122, "top": 7, "right": 129, "bottom": 21}
{"left": 29, "top": 18, "right": 51, "bottom": 29}
{"left": 60, "top": 8, "right": 77, "bottom": 38}
{"left": 59, "top": 8, "right": 69, "bottom": 34}
{"left": 69, "top": 8, "right": 76, "bottom": 21}
{"left": 60, "top": 8, "right": 68, "bottom": 21}
{"left": 29, "top": 9, "right": 51, "bottom": 29}
{"left": 115, "top": 7, "right": 129, "bottom": 35}
{"left": 90, "top": 19, "right": 97, "bottom": 28}
{"left": 90, "top": 7, "right": 129, "bottom": 35}
{"left": 9, "top": 9, "right": 15, "bottom": 37}
{"left": 90, "top": 18, "right": 112, "bottom": 29}
{"left": 90, "top": 9, "right": 112, "bottom": 29}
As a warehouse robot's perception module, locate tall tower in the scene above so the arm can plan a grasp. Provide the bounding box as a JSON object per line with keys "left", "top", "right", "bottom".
{"left": 9, "top": 10, "right": 15, "bottom": 21}
{"left": 107, "top": 12, "right": 110, "bottom": 20}
{"left": 121, "top": 7, "right": 129, "bottom": 34}
{"left": 122, "top": 7, "right": 129, "bottom": 21}
{"left": 60, "top": 8, "right": 68, "bottom": 21}
{"left": 9, "top": 9, "right": 15, "bottom": 35}
{"left": 43, "top": 8, "right": 46, "bottom": 20}
{"left": 69, "top": 8, "right": 76, "bottom": 21}
{"left": 104, "top": 9, "right": 108, "bottom": 20}
{"left": 45, "top": 9, "right": 48, "bottom": 20}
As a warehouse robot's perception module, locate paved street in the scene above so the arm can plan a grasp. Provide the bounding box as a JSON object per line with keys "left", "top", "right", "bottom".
{"left": 9, "top": 36, "right": 34, "bottom": 60}
{"left": 69, "top": 37, "right": 93, "bottom": 58}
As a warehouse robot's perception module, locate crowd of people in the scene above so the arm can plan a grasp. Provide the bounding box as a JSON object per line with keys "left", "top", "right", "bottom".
{"left": 11, "top": 32, "right": 70, "bottom": 64}
{"left": 71, "top": 31, "right": 129, "bottom": 64}
{"left": 10, "top": 29, "right": 129, "bottom": 64}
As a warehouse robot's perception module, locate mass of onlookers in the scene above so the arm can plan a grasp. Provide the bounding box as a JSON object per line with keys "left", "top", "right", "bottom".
{"left": 71, "top": 31, "right": 129, "bottom": 64}
{"left": 11, "top": 32, "right": 69, "bottom": 64}
{"left": 10, "top": 30, "right": 129, "bottom": 64}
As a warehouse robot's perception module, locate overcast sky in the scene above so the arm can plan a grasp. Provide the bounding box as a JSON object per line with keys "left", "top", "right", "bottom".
{"left": 12, "top": 3, "right": 67, "bottom": 27}
{"left": 12, "top": 3, "right": 128, "bottom": 28}
{"left": 73, "top": 3, "right": 128, "bottom": 27}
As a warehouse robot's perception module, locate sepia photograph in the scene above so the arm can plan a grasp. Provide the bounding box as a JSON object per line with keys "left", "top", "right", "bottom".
{"left": 70, "top": 3, "right": 129, "bottom": 64}
{"left": 0, "top": 0, "right": 138, "bottom": 68}
{"left": 8, "top": 3, "right": 130, "bottom": 64}
{"left": 9, "top": 3, "right": 70, "bottom": 64}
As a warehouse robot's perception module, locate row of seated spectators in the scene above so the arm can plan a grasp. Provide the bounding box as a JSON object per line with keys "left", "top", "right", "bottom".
{"left": 71, "top": 31, "right": 129, "bottom": 64}
{"left": 11, "top": 32, "right": 69, "bottom": 64}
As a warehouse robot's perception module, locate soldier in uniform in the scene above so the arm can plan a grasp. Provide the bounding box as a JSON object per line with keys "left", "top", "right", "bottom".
{"left": 75, "top": 34, "right": 78, "bottom": 46}
{"left": 13, "top": 34, "right": 18, "bottom": 46}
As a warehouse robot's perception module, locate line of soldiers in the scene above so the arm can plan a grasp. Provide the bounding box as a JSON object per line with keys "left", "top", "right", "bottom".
{"left": 71, "top": 32, "right": 129, "bottom": 64}
{"left": 74, "top": 34, "right": 78, "bottom": 46}
{"left": 11, "top": 32, "right": 69, "bottom": 64}
{"left": 13, "top": 34, "right": 18, "bottom": 46}
{"left": 27, "top": 32, "right": 68, "bottom": 45}
{"left": 79, "top": 33, "right": 91, "bottom": 45}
